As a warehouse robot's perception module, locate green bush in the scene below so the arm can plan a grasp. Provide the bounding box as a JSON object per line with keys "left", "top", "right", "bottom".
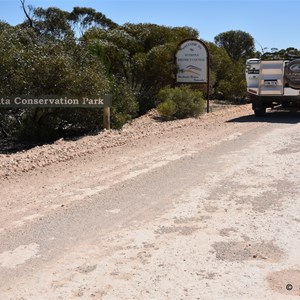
{"left": 213, "top": 60, "right": 247, "bottom": 101}
{"left": 156, "top": 99, "right": 177, "bottom": 120}
{"left": 157, "top": 86, "right": 205, "bottom": 119}
{"left": 110, "top": 79, "right": 139, "bottom": 129}
{"left": 18, "top": 109, "right": 60, "bottom": 142}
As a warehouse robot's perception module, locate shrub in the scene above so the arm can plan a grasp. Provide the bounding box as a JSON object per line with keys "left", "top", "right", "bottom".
{"left": 157, "top": 86, "right": 205, "bottom": 119}
{"left": 156, "top": 99, "right": 177, "bottom": 120}
{"left": 110, "top": 78, "right": 139, "bottom": 129}
{"left": 214, "top": 60, "right": 247, "bottom": 101}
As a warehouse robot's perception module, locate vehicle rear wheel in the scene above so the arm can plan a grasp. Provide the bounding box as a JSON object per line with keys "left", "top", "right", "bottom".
{"left": 252, "top": 99, "right": 266, "bottom": 117}
{"left": 281, "top": 101, "right": 291, "bottom": 108}
{"left": 254, "top": 106, "right": 266, "bottom": 117}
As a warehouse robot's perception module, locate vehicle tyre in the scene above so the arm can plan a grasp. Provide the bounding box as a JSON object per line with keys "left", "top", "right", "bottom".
{"left": 284, "top": 59, "right": 300, "bottom": 89}
{"left": 252, "top": 99, "right": 266, "bottom": 117}
{"left": 281, "top": 101, "right": 290, "bottom": 108}
{"left": 254, "top": 106, "right": 266, "bottom": 117}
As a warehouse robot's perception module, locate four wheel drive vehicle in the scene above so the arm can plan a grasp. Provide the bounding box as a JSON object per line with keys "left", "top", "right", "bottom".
{"left": 246, "top": 58, "right": 300, "bottom": 116}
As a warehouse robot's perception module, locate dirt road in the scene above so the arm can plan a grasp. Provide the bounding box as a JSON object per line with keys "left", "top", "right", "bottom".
{"left": 0, "top": 104, "right": 299, "bottom": 299}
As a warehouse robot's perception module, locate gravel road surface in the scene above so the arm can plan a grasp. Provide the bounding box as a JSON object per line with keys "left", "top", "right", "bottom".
{"left": 0, "top": 104, "right": 299, "bottom": 299}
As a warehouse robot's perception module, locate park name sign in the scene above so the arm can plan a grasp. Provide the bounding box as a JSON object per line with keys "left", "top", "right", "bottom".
{"left": 0, "top": 94, "right": 112, "bottom": 108}
{"left": 176, "top": 39, "right": 209, "bottom": 83}
{"left": 0, "top": 94, "right": 112, "bottom": 129}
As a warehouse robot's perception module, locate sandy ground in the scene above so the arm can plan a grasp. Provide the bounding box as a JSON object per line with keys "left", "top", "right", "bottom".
{"left": 0, "top": 104, "right": 299, "bottom": 300}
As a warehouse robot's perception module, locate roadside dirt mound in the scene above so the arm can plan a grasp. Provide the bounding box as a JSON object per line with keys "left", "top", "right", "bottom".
{"left": 0, "top": 103, "right": 249, "bottom": 179}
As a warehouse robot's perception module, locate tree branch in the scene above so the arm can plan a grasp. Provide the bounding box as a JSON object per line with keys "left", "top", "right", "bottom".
{"left": 20, "top": 0, "right": 33, "bottom": 28}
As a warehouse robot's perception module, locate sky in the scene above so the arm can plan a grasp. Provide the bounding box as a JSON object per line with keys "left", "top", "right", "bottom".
{"left": 0, "top": 0, "right": 299, "bottom": 52}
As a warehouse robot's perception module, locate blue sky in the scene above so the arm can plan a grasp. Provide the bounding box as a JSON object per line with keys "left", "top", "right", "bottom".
{"left": 0, "top": 0, "right": 299, "bottom": 52}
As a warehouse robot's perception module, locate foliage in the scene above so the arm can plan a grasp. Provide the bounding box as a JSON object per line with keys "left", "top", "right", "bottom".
{"left": 156, "top": 100, "right": 177, "bottom": 120}
{"left": 30, "top": 7, "right": 74, "bottom": 40}
{"left": 85, "top": 23, "right": 198, "bottom": 114}
{"left": 260, "top": 47, "right": 300, "bottom": 60}
{"left": 204, "top": 42, "right": 248, "bottom": 101}
{"left": 157, "top": 86, "right": 205, "bottom": 119}
{"left": 109, "top": 79, "right": 139, "bottom": 129}
{"left": 214, "top": 30, "right": 255, "bottom": 62}
{"left": 17, "top": 107, "right": 105, "bottom": 142}
{"left": 215, "top": 62, "right": 247, "bottom": 101}
{"left": 121, "top": 23, "right": 198, "bottom": 53}
{"left": 206, "top": 42, "right": 232, "bottom": 97}
{"left": 68, "top": 6, "right": 118, "bottom": 34}
{"left": 0, "top": 108, "right": 19, "bottom": 139}
{"left": 138, "top": 43, "right": 178, "bottom": 113}
{"left": 0, "top": 20, "right": 110, "bottom": 141}
{"left": 21, "top": 5, "right": 117, "bottom": 39}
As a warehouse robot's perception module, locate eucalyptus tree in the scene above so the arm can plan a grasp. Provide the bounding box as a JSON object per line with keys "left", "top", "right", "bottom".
{"left": 30, "top": 7, "right": 73, "bottom": 40}
{"left": 214, "top": 30, "right": 255, "bottom": 62}
{"left": 68, "top": 7, "right": 117, "bottom": 36}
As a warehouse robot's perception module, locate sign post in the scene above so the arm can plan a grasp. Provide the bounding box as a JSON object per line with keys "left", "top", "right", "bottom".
{"left": 175, "top": 39, "right": 210, "bottom": 113}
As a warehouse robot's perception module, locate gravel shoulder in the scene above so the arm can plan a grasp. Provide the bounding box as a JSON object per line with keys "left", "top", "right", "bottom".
{"left": 0, "top": 102, "right": 242, "bottom": 179}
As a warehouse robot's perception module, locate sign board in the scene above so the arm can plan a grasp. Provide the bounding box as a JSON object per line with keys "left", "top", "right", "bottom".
{"left": 176, "top": 39, "right": 209, "bottom": 83}
{"left": 0, "top": 94, "right": 112, "bottom": 108}
{"left": 0, "top": 94, "right": 112, "bottom": 129}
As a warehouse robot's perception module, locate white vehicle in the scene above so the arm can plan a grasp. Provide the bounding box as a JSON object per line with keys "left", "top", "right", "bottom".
{"left": 246, "top": 57, "right": 300, "bottom": 116}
